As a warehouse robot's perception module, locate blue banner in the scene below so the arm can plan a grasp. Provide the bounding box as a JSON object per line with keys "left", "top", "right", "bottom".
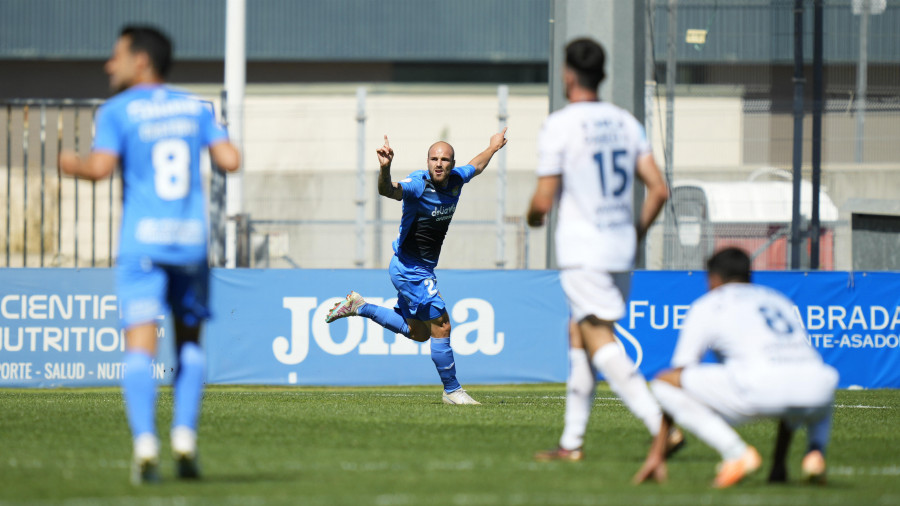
{"left": 2, "top": 269, "right": 898, "bottom": 388}
{"left": 0, "top": 269, "right": 176, "bottom": 387}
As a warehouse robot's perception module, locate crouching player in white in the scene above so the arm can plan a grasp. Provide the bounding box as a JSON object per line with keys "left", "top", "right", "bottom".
{"left": 633, "top": 247, "right": 839, "bottom": 488}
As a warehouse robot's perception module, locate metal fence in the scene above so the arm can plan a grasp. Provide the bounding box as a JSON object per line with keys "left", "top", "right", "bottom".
{"left": 0, "top": 99, "right": 116, "bottom": 268}
{"left": 3, "top": 2, "right": 899, "bottom": 271}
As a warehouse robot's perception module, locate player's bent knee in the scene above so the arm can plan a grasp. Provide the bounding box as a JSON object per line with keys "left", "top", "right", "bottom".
{"left": 408, "top": 331, "right": 430, "bottom": 342}
{"left": 653, "top": 369, "right": 682, "bottom": 387}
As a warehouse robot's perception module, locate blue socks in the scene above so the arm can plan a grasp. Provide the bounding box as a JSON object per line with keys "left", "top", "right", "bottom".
{"left": 173, "top": 342, "right": 205, "bottom": 430}
{"left": 122, "top": 351, "right": 157, "bottom": 438}
{"left": 357, "top": 303, "right": 410, "bottom": 337}
{"left": 431, "top": 338, "right": 461, "bottom": 394}
{"left": 356, "top": 303, "right": 460, "bottom": 393}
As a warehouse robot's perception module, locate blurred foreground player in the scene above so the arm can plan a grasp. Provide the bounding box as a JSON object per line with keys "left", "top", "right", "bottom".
{"left": 60, "top": 25, "right": 240, "bottom": 484}
{"left": 633, "top": 247, "right": 839, "bottom": 488}
{"left": 326, "top": 130, "right": 507, "bottom": 405}
{"left": 527, "top": 38, "right": 677, "bottom": 461}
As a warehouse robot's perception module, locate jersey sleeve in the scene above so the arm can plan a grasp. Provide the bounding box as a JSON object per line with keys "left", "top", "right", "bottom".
{"left": 398, "top": 172, "right": 425, "bottom": 200}
{"left": 200, "top": 102, "right": 229, "bottom": 147}
{"left": 536, "top": 115, "right": 565, "bottom": 177}
{"left": 630, "top": 117, "right": 651, "bottom": 157}
{"left": 91, "top": 103, "right": 123, "bottom": 155}
{"left": 452, "top": 164, "right": 477, "bottom": 183}
{"left": 670, "top": 299, "right": 715, "bottom": 369}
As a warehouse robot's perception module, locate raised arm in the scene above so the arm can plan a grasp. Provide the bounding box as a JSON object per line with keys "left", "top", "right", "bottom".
{"left": 468, "top": 128, "right": 508, "bottom": 176}
{"left": 58, "top": 150, "right": 118, "bottom": 181}
{"left": 635, "top": 153, "right": 668, "bottom": 240}
{"left": 376, "top": 135, "right": 402, "bottom": 201}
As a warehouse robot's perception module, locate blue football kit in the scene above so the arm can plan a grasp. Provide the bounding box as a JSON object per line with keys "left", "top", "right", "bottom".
{"left": 390, "top": 164, "right": 476, "bottom": 320}
{"left": 93, "top": 83, "right": 229, "bottom": 444}
{"left": 92, "top": 84, "right": 228, "bottom": 329}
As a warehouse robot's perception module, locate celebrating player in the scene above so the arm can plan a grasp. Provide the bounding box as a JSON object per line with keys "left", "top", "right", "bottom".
{"left": 527, "top": 38, "right": 676, "bottom": 461}
{"left": 633, "top": 247, "right": 839, "bottom": 488}
{"left": 325, "top": 130, "right": 507, "bottom": 405}
{"left": 59, "top": 25, "right": 240, "bottom": 484}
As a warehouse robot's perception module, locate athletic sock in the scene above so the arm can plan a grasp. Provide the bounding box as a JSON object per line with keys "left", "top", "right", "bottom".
{"left": 807, "top": 405, "right": 834, "bottom": 456}
{"left": 591, "top": 343, "right": 662, "bottom": 436}
{"left": 122, "top": 350, "right": 157, "bottom": 438}
{"left": 651, "top": 380, "right": 747, "bottom": 460}
{"left": 430, "top": 337, "right": 461, "bottom": 393}
{"left": 559, "top": 349, "right": 596, "bottom": 451}
{"left": 357, "top": 303, "right": 410, "bottom": 337}
{"left": 172, "top": 342, "right": 205, "bottom": 431}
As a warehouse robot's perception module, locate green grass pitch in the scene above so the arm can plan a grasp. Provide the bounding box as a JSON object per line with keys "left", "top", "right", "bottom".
{"left": 1, "top": 384, "right": 898, "bottom": 505}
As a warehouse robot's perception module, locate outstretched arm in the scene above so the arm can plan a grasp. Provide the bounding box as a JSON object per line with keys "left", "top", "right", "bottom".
{"left": 59, "top": 150, "right": 117, "bottom": 181}
{"left": 468, "top": 128, "right": 508, "bottom": 176}
{"left": 376, "top": 135, "right": 402, "bottom": 201}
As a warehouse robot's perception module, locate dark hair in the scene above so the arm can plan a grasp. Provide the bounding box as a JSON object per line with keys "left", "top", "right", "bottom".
{"left": 706, "top": 247, "right": 752, "bottom": 283}
{"left": 565, "top": 38, "right": 606, "bottom": 90}
{"left": 121, "top": 25, "right": 173, "bottom": 78}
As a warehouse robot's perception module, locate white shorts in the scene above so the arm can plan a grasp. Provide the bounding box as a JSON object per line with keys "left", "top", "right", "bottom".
{"left": 559, "top": 268, "right": 631, "bottom": 322}
{"left": 681, "top": 363, "right": 838, "bottom": 427}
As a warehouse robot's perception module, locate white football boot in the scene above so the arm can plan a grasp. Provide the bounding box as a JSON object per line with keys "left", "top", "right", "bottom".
{"left": 171, "top": 426, "right": 201, "bottom": 479}
{"left": 442, "top": 388, "right": 481, "bottom": 405}
{"left": 325, "top": 291, "right": 366, "bottom": 323}
{"left": 130, "top": 433, "right": 160, "bottom": 485}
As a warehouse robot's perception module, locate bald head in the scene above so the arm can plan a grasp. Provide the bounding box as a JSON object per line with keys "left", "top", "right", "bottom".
{"left": 428, "top": 141, "right": 455, "bottom": 161}
{"left": 426, "top": 141, "right": 456, "bottom": 186}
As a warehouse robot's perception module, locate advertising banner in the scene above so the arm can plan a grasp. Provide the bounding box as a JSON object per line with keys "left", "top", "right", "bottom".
{"left": 2, "top": 269, "right": 898, "bottom": 388}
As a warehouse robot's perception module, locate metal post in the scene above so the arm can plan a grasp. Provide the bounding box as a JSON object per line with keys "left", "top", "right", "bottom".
{"left": 22, "top": 106, "right": 29, "bottom": 267}
{"left": 5, "top": 105, "right": 11, "bottom": 266}
{"left": 355, "top": 87, "right": 367, "bottom": 268}
{"left": 665, "top": 0, "right": 676, "bottom": 185}
{"left": 40, "top": 105, "right": 46, "bottom": 267}
{"left": 56, "top": 106, "right": 62, "bottom": 267}
{"left": 545, "top": 0, "right": 565, "bottom": 270}
{"left": 854, "top": 0, "right": 869, "bottom": 164}
{"left": 74, "top": 107, "right": 80, "bottom": 267}
{"left": 790, "top": 0, "right": 805, "bottom": 270}
{"left": 374, "top": 174, "right": 383, "bottom": 267}
{"left": 811, "top": 0, "right": 823, "bottom": 269}
{"left": 91, "top": 107, "right": 97, "bottom": 267}
{"left": 225, "top": 0, "right": 246, "bottom": 268}
{"left": 496, "top": 85, "right": 509, "bottom": 269}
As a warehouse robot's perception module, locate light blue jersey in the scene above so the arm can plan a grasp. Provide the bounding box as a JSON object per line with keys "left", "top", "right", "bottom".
{"left": 93, "top": 84, "right": 228, "bottom": 264}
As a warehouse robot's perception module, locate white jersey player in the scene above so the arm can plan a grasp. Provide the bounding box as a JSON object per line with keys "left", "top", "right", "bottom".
{"left": 634, "top": 247, "right": 839, "bottom": 488}
{"left": 528, "top": 38, "right": 672, "bottom": 462}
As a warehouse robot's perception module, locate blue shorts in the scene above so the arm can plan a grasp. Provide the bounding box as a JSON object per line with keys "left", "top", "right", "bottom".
{"left": 389, "top": 255, "right": 446, "bottom": 321}
{"left": 116, "top": 256, "right": 211, "bottom": 329}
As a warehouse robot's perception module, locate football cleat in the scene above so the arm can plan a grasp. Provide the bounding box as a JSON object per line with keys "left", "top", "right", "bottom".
{"left": 325, "top": 291, "right": 366, "bottom": 323}
{"left": 171, "top": 426, "right": 201, "bottom": 479}
{"left": 801, "top": 450, "right": 827, "bottom": 485}
{"left": 130, "top": 433, "right": 161, "bottom": 485}
{"left": 442, "top": 388, "right": 481, "bottom": 405}
{"left": 712, "top": 446, "right": 762, "bottom": 489}
{"left": 534, "top": 446, "right": 584, "bottom": 462}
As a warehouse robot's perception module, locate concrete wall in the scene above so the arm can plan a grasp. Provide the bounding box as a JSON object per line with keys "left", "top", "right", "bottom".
{"left": 3, "top": 83, "right": 899, "bottom": 270}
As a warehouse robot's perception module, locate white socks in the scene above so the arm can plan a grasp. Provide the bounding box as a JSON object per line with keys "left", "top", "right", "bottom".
{"left": 591, "top": 343, "right": 662, "bottom": 436}
{"left": 559, "top": 349, "right": 596, "bottom": 450}
{"left": 651, "top": 379, "right": 747, "bottom": 460}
